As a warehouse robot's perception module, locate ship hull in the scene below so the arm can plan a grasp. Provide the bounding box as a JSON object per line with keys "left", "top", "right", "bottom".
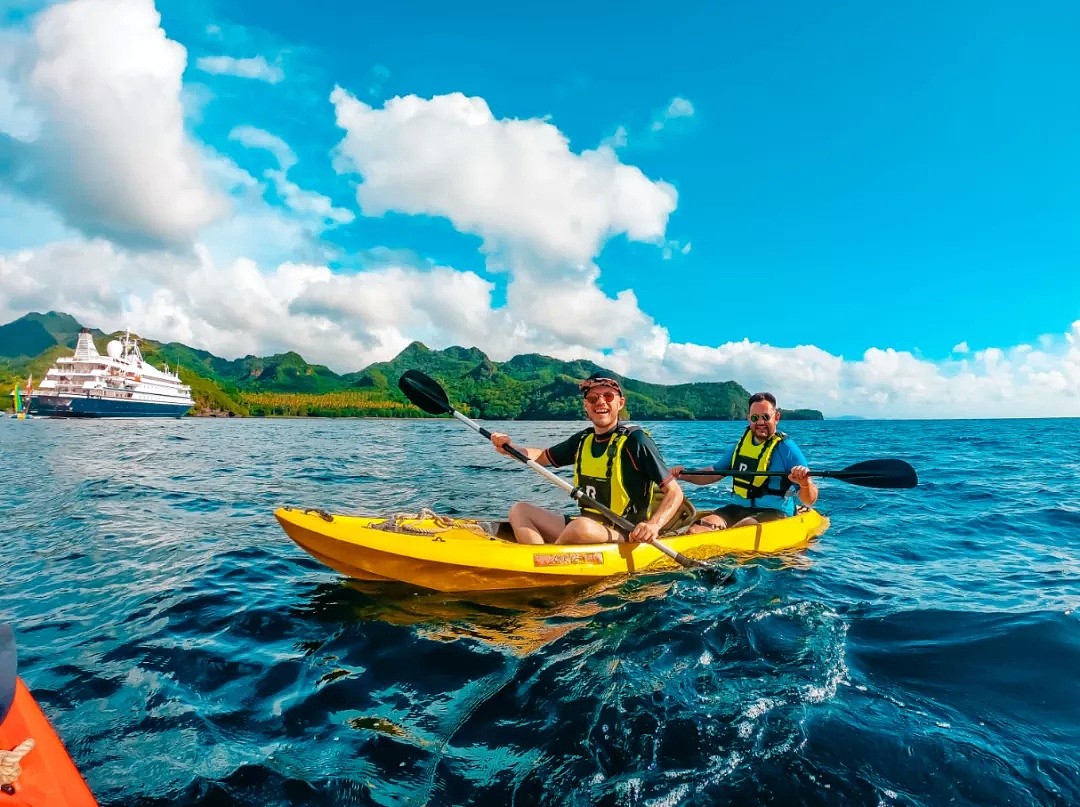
{"left": 29, "top": 394, "right": 191, "bottom": 418}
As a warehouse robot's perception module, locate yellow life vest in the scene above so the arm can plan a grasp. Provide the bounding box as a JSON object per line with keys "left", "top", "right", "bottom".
{"left": 572, "top": 425, "right": 660, "bottom": 523}
{"left": 729, "top": 428, "right": 788, "bottom": 501}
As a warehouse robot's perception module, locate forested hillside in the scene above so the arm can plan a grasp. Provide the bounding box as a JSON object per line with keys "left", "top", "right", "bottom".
{"left": 1, "top": 312, "right": 824, "bottom": 420}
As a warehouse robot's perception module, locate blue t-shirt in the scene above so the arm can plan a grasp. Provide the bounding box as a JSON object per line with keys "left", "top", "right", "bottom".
{"left": 711, "top": 437, "right": 809, "bottom": 516}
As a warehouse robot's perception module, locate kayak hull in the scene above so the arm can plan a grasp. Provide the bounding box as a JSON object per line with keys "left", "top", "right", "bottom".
{"left": 275, "top": 507, "right": 829, "bottom": 592}
{"left": 0, "top": 678, "right": 97, "bottom": 806}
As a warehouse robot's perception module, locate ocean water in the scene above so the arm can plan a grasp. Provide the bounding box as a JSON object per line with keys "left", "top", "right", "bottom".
{"left": 1, "top": 416, "right": 1077, "bottom": 806}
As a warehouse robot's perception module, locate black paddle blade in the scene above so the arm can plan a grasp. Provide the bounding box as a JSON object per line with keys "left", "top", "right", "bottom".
{"left": 828, "top": 458, "right": 918, "bottom": 489}
{"left": 683, "top": 458, "right": 919, "bottom": 489}
{"left": 398, "top": 370, "right": 453, "bottom": 415}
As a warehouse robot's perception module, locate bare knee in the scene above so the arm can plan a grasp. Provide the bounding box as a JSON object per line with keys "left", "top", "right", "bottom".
{"left": 556, "top": 517, "right": 616, "bottom": 544}
{"left": 508, "top": 501, "right": 532, "bottom": 525}
{"left": 508, "top": 502, "right": 564, "bottom": 544}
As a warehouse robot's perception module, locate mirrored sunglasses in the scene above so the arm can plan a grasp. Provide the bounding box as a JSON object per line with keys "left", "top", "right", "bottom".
{"left": 585, "top": 391, "right": 618, "bottom": 405}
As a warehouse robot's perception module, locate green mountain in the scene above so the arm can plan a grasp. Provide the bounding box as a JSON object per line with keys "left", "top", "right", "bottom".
{"left": 139, "top": 342, "right": 339, "bottom": 392}
{"left": 0, "top": 311, "right": 824, "bottom": 420}
{"left": 342, "top": 342, "right": 490, "bottom": 388}
{"left": 0, "top": 311, "right": 90, "bottom": 359}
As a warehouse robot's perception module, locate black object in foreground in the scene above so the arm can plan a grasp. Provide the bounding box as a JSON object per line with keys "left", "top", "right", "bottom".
{"left": 398, "top": 369, "right": 710, "bottom": 571}
{"left": 0, "top": 625, "right": 16, "bottom": 724}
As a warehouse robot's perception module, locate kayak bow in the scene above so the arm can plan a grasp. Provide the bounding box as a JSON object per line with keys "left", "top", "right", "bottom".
{"left": 0, "top": 627, "right": 97, "bottom": 806}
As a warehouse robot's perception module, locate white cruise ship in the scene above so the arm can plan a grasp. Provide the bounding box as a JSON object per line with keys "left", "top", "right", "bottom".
{"left": 29, "top": 329, "right": 194, "bottom": 418}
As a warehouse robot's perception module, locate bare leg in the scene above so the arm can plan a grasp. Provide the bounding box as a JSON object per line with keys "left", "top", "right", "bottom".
{"left": 555, "top": 517, "right": 619, "bottom": 545}
{"left": 508, "top": 502, "right": 567, "bottom": 545}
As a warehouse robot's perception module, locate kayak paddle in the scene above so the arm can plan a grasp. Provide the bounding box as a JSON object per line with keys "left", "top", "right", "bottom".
{"left": 397, "top": 369, "right": 708, "bottom": 571}
{"left": 680, "top": 458, "right": 918, "bottom": 489}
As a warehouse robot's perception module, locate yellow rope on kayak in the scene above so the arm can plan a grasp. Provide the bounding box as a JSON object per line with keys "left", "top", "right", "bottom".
{"left": 0, "top": 738, "right": 35, "bottom": 789}
{"left": 371, "top": 508, "right": 488, "bottom": 536}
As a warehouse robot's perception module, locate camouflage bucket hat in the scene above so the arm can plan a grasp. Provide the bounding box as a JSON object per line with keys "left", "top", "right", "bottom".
{"left": 578, "top": 372, "right": 623, "bottom": 396}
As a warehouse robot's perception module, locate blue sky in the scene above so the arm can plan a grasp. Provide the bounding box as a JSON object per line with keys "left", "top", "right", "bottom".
{"left": 1, "top": 0, "right": 1079, "bottom": 417}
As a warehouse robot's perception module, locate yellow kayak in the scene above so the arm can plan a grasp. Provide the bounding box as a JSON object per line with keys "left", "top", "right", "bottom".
{"left": 274, "top": 507, "right": 829, "bottom": 592}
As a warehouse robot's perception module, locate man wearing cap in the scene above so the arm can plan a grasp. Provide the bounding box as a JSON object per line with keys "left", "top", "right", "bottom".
{"left": 488, "top": 372, "right": 685, "bottom": 545}
{"left": 672, "top": 391, "right": 818, "bottom": 530}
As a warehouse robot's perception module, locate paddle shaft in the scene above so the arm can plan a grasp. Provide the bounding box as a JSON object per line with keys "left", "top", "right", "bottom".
{"left": 685, "top": 468, "right": 847, "bottom": 476}
{"left": 449, "top": 411, "right": 703, "bottom": 568}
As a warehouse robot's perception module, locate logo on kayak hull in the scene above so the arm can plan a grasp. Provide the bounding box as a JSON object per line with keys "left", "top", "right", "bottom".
{"left": 533, "top": 552, "right": 605, "bottom": 567}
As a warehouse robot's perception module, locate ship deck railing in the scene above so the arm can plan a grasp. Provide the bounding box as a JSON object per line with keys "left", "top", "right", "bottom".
{"left": 36, "top": 386, "right": 193, "bottom": 403}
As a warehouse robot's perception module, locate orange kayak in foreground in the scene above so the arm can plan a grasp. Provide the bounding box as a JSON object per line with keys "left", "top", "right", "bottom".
{"left": 1, "top": 627, "right": 97, "bottom": 806}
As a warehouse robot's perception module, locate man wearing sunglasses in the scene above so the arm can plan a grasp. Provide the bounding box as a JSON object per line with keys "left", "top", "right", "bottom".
{"left": 488, "top": 372, "right": 685, "bottom": 545}
{"left": 672, "top": 391, "right": 818, "bottom": 530}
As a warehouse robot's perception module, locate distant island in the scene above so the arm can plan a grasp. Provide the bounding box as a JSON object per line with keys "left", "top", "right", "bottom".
{"left": 0, "top": 311, "right": 824, "bottom": 421}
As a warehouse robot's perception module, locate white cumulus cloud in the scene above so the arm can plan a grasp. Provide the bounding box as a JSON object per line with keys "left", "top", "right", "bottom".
{"left": 329, "top": 89, "right": 678, "bottom": 354}
{"left": 0, "top": 240, "right": 505, "bottom": 368}
{"left": 0, "top": 0, "right": 229, "bottom": 247}
{"left": 330, "top": 89, "right": 677, "bottom": 272}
